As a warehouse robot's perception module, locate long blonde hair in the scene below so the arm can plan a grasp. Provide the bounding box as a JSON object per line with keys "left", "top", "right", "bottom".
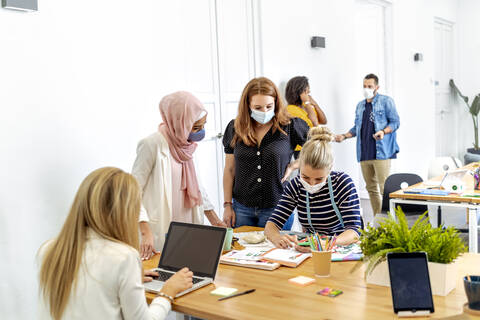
{"left": 232, "top": 77, "right": 291, "bottom": 147}
{"left": 38, "top": 167, "right": 141, "bottom": 320}
{"left": 299, "top": 126, "right": 335, "bottom": 170}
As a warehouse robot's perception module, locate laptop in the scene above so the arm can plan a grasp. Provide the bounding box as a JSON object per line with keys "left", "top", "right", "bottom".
{"left": 387, "top": 252, "right": 434, "bottom": 317}
{"left": 144, "top": 222, "right": 227, "bottom": 297}
{"left": 424, "top": 169, "right": 468, "bottom": 188}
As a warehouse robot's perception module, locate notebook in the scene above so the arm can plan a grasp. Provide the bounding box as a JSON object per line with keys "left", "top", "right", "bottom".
{"left": 143, "top": 222, "right": 226, "bottom": 297}
{"left": 261, "top": 248, "right": 311, "bottom": 267}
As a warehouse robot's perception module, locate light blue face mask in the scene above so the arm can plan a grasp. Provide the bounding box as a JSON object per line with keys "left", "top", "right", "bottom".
{"left": 250, "top": 108, "right": 275, "bottom": 124}
{"left": 188, "top": 129, "right": 205, "bottom": 142}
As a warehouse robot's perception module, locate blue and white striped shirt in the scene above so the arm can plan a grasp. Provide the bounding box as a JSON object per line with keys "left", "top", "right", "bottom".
{"left": 268, "top": 171, "right": 362, "bottom": 236}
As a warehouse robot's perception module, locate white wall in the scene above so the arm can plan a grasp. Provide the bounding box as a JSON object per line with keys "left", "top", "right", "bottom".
{"left": 0, "top": 1, "right": 175, "bottom": 318}
{"left": 1, "top": 0, "right": 477, "bottom": 319}
{"left": 457, "top": 0, "right": 480, "bottom": 157}
{"left": 258, "top": 0, "right": 459, "bottom": 186}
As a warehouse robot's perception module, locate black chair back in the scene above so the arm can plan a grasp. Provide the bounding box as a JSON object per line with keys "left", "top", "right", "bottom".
{"left": 381, "top": 173, "right": 428, "bottom": 215}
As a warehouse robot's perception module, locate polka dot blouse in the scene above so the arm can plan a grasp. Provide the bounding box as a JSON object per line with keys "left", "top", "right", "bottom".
{"left": 223, "top": 117, "right": 309, "bottom": 209}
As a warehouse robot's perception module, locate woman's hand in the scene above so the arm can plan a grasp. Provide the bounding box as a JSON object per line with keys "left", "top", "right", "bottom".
{"left": 139, "top": 222, "right": 156, "bottom": 260}
{"left": 270, "top": 233, "right": 297, "bottom": 249}
{"left": 222, "top": 206, "right": 236, "bottom": 228}
{"left": 160, "top": 267, "right": 193, "bottom": 299}
{"left": 143, "top": 269, "right": 159, "bottom": 283}
{"left": 205, "top": 210, "right": 228, "bottom": 227}
{"left": 281, "top": 160, "right": 299, "bottom": 183}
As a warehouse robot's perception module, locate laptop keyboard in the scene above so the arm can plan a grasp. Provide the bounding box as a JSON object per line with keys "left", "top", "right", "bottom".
{"left": 153, "top": 270, "right": 204, "bottom": 284}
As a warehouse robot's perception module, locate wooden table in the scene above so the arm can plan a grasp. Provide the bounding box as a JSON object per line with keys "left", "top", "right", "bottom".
{"left": 144, "top": 226, "right": 480, "bottom": 319}
{"left": 389, "top": 163, "right": 480, "bottom": 253}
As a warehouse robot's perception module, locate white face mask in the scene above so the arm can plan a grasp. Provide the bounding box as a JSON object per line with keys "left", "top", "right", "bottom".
{"left": 299, "top": 177, "right": 326, "bottom": 194}
{"left": 251, "top": 108, "right": 275, "bottom": 124}
{"left": 363, "top": 88, "right": 375, "bottom": 99}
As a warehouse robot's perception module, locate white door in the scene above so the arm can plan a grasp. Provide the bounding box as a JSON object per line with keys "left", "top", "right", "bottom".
{"left": 434, "top": 19, "right": 457, "bottom": 157}
{"left": 353, "top": 0, "right": 390, "bottom": 200}
{"left": 192, "top": 0, "right": 258, "bottom": 218}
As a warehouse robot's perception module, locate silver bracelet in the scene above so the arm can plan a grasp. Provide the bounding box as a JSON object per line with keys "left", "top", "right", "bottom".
{"left": 157, "top": 292, "right": 174, "bottom": 303}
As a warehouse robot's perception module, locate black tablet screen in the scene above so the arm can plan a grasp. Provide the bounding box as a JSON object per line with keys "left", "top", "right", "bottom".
{"left": 388, "top": 253, "right": 434, "bottom": 312}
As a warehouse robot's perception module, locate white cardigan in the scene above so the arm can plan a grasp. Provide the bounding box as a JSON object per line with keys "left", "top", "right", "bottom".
{"left": 38, "top": 230, "right": 171, "bottom": 320}
{"left": 132, "top": 132, "right": 212, "bottom": 250}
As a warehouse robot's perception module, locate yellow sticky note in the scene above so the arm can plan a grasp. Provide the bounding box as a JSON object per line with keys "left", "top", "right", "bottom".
{"left": 210, "top": 287, "right": 238, "bottom": 297}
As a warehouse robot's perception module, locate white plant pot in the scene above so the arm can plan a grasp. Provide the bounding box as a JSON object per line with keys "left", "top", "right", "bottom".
{"left": 366, "top": 260, "right": 457, "bottom": 296}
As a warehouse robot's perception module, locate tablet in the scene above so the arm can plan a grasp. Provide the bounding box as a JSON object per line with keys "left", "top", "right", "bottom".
{"left": 387, "top": 252, "right": 434, "bottom": 317}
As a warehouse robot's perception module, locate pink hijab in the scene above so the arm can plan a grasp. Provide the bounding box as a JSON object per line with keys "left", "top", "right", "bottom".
{"left": 158, "top": 91, "right": 206, "bottom": 208}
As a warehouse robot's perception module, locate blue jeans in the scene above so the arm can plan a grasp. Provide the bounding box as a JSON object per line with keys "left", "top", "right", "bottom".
{"left": 232, "top": 199, "right": 294, "bottom": 230}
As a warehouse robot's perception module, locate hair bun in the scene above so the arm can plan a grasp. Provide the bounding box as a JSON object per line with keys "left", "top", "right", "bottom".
{"left": 307, "top": 126, "right": 334, "bottom": 143}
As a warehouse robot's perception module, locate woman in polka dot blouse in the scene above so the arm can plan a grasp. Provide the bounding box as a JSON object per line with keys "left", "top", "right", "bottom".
{"left": 222, "top": 77, "right": 309, "bottom": 228}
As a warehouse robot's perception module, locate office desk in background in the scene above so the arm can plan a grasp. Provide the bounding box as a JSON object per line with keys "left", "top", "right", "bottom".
{"left": 389, "top": 163, "right": 480, "bottom": 253}
{"left": 144, "top": 226, "right": 480, "bottom": 320}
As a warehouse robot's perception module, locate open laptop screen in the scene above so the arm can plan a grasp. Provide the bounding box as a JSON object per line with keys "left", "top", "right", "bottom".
{"left": 387, "top": 252, "right": 434, "bottom": 314}
{"left": 158, "top": 222, "right": 226, "bottom": 278}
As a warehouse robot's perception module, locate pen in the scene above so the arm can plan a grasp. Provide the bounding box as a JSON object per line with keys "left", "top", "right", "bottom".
{"left": 218, "top": 289, "right": 256, "bottom": 301}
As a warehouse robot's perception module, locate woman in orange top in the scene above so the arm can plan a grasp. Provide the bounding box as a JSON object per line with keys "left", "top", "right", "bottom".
{"left": 285, "top": 76, "right": 327, "bottom": 128}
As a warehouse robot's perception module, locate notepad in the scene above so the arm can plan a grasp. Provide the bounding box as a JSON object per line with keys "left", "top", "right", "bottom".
{"left": 288, "top": 276, "right": 316, "bottom": 286}
{"left": 210, "top": 287, "right": 238, "bottom": 297}
{"left": 262, "top": 248, "right": 311, "bottom": 267}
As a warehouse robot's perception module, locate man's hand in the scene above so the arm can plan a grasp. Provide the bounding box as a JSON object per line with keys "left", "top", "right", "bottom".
{"left": 335, "top": 134, "right": 346, "bottom": 143}
{"left": 373, "top": 130, "right": 385, "bottom": 141}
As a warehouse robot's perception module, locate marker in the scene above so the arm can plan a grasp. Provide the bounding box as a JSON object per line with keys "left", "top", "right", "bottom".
{"left": 218, "top": 289, "right": 256, "bottom": 301}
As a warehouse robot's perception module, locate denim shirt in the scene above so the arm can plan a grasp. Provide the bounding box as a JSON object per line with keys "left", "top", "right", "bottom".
{"left": 349, "top": 93, "right": 400, "bottom": 162}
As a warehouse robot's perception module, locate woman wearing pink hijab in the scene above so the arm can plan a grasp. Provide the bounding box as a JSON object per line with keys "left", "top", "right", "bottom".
{"left": 132, "top": 91, "right": 226, "bottom": 259}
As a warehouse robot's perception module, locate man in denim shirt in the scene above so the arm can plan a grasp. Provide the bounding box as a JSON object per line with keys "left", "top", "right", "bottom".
{"left": 335, "top": 74, "right": 400, "bottom": 215}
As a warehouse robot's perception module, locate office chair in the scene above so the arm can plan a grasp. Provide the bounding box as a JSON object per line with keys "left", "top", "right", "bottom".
{"left": 381, "top": 173, "right": 428, "bottom": 219}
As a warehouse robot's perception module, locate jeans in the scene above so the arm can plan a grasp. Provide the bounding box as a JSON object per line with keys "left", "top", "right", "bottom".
{"left": 232, "top": 199, "right": 294, "bottom": 230}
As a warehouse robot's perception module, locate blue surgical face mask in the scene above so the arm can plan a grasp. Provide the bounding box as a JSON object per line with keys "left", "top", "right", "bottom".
{"left": 188, "top": 129, "right": 205, "bottom": 142}
{"left": 250, "top": 108, "right": 275, "bottom": 124}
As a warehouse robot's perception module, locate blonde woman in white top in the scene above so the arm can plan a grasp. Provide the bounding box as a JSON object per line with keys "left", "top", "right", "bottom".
{"left": 37, "top": 167, "right": 193, "bottom": 320}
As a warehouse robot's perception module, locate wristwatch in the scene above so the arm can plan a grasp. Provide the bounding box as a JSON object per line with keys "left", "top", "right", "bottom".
{"left": 223, "top": 201, "right": 233, "bottom": 208}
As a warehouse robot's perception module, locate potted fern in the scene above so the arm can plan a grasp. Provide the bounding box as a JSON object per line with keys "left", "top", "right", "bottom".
{"left": 360, "top": 207, "right": 465, "bottom": 296}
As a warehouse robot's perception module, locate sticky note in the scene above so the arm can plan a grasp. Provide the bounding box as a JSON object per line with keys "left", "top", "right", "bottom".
{"left": 288, "top": 275, "right": 316, "bottom": 286}
{"left": 210, "top": 287, "right": 238, "bottom": 297}
{"left": 317, "top": 287, "right": 331, "bottom": 296}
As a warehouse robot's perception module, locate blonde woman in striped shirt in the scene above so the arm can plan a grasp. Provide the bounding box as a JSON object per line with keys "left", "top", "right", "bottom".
{"left": 265, "top": 126, "right": 362, "bottom": 250}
